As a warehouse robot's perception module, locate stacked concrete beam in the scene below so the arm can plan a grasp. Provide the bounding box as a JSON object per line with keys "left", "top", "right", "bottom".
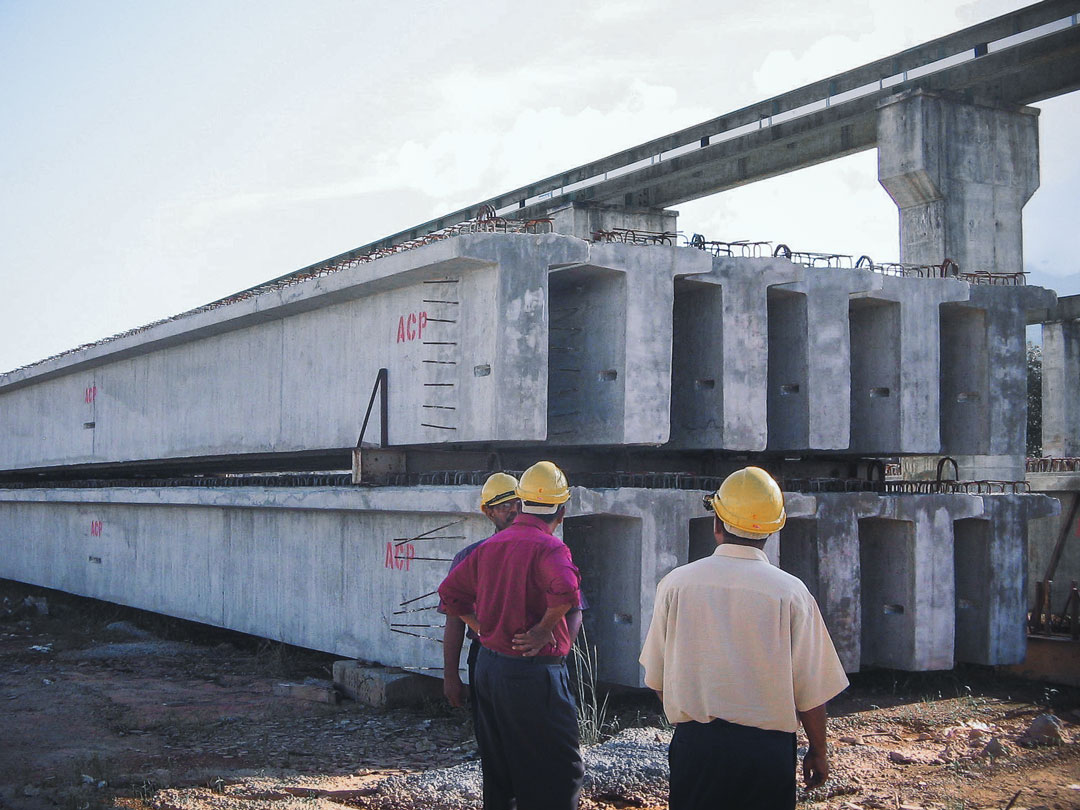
{"left": 0, "top": 484, "right": 1053, "bottom": 683}
{"left": 0, "top": 232, "right": 1052, "bottom": 471}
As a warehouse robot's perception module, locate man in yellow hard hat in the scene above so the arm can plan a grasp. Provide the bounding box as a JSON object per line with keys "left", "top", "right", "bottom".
{"left": 639, "top": 466, "right": 848, "bottom": 810}
{"left": 442, "top": 472, "right": 521, "bottom": 708}
{"left": 439, "top": 460, "right": 584, "bottom": 810}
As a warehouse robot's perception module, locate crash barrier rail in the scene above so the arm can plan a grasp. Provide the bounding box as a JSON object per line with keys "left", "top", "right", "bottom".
{"left": 1027, "top": 457, "right": 1080, "bottom": 473}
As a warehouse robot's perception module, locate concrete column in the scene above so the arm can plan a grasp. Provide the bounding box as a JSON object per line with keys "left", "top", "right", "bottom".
{"left": 1042, "top": 319, "right": 1080, "bottom": 457}
{"left": 770, "top": 269, "right": 878, "bottom": 451}
{"left": 849, "top": 276, "right": 968, "bottom": 455}
{"left": 877, "top": 90, "right": 1039, "bottom": 274}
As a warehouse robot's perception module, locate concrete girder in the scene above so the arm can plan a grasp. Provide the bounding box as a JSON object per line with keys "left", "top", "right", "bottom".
{"left": 0, "top": 484, "right": 1054, "bottom": 683}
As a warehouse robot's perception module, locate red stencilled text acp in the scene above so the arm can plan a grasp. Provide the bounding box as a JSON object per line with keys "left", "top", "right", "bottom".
{"left": 396, "top": 312, "right": 428, "bottom": 343}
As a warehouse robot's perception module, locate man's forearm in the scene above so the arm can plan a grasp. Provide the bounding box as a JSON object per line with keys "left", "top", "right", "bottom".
{"left": 565, "top": 607, "right": 583, "bottom": 643}
{"left": 443, "top": 615, "right": 466, "bottom": 676}
{"left": 535, "top": 602, "right": 572, "bottom": 632}
{"left": 797, "top": 704, "right": 828, "bottom": 752}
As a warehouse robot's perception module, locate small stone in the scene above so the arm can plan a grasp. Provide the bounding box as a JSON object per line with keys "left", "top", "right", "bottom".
{"left": 840, "top": 735, "right": 862, "bottom": 745}
{"left": 980, "top": 737, "right": 1009, "bottom": 758}
{"left": 1019, "top": 713, "right": 1065, "bottom": 747}
{"left": 888, "top": 751, "right": 915, "bottom": 764}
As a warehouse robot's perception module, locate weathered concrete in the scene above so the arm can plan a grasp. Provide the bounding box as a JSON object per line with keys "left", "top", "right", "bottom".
{"left": 1042, "top": 320, "right": 1080, "bottom": 458}
{"left": 955, "top": 494, "right": 1057, "bottom": 666}
{"left": 1025, "top": 472, "right": 1080, "bottom": 607}
{"left": 332, "top": 660, "right": 442, "bottom": 708}
{"left": 848, "top": 276, "right": 968, "bottom": 455}
{"left": 669, "top": 256, "right": 801, "bottom": 451}
{"left": 4, "top": 233, "right": 1052, "bottom": 471}
{"left": 0, "top": 483, "right": 1052, "bottom": 680}
{"left": 877, "top": 91, "right": 1040, "bottom": 274}
{"left": 768, "top": 270, "right": 878, "bottom": 451}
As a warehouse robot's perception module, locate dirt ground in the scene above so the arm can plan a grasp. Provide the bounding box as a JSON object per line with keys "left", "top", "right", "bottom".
{"left": 1, "top": 580, "right": 1078, "bottom": 810}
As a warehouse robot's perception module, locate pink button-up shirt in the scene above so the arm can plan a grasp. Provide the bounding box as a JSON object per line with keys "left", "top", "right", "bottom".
{"left": 438, "top": 513, "right": 581, "bottom": 657}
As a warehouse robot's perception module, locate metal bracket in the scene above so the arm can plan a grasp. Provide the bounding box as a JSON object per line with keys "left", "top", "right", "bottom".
{"left": 353, "top": 368, "right": 404, "bottom": 484}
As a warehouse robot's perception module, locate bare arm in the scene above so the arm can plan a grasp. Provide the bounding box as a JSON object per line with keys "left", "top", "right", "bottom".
{"left": 565, "top": 607, "right": 583, "bottom": 644}
{"left": 511, "top": 603, "right": 572, "bottom": 656}
{"left": 442, "top": 615, "right": 467, "bottom": 708}
{"left": 797, "top": 703, "right": 829, "bottom": 789}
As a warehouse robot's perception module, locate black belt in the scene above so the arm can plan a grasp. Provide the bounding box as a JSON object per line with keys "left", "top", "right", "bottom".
{"left": 481, "top": 646, "right": 565, "bottom": 666}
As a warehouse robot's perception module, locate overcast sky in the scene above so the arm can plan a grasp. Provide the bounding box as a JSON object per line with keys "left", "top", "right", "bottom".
{"left": 1, "top": 0, "right": 1076, "bottom": 374}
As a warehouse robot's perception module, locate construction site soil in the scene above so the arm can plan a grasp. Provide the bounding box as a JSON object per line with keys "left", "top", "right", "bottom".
{"left": 1, "top": 580, "right": 1077, "bottom": 810}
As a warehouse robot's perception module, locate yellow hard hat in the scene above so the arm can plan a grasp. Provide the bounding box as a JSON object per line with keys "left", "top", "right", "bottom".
{"left": 516, "top": 461, "right": 571, "bottom": 505}
{"left": 480, "top": 472, "right": 519, "bottom": 508}
{"left": 706, "top": 466, "right": 786, "bottom": 538}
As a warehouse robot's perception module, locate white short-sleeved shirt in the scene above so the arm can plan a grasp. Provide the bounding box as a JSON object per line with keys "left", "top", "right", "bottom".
{"left": 639, "top": 543, "right": 849, "bottom": 733}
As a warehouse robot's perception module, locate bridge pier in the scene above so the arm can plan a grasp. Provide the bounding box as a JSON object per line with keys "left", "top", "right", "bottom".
{"left": 876, "top": 89, "right": 1040, "bottom": 275}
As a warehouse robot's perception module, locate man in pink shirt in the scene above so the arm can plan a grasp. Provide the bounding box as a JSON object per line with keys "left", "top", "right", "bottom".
{"left": 439, "top": 460, "right": 583, "bottom": 810}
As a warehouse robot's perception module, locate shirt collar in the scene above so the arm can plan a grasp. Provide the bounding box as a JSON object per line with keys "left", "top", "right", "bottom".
{"left": 512, "top": 512, "right": 556, "bottom": 534}
{"left": 713, "top": 544, "right": 769, "bottom": 563}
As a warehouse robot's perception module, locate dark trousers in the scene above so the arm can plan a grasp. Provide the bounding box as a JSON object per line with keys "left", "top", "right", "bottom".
{"left": 473, "top": 646, "right": 583, "bottom": 810}
{"left": 669, "top": 718, "right": 797, "bottom": 810}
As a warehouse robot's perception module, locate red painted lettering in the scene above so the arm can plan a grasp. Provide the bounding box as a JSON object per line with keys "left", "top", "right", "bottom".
{"left": 396, "top": 312, "right": 430, "bottom": 343}
{"left": 89, "top": 520, "right": 103, "bottom": 537}
{"left": 384, "top": 541, "right": 416, "bottom": 571}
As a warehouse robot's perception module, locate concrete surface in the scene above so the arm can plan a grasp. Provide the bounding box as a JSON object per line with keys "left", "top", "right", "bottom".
{"left": 0, "top": 483, "right": 1054, "bottom": 680}
{"left": 1, "top": 232, "right": 1053, "bottom": 471}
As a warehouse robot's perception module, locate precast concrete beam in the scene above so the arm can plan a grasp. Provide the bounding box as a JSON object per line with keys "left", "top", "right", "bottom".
{"left": 955, "top": 494, "right": 1058, "bottom": 666}
{"left": 1042, "top": 319, "right": 1080, "bottom": 457}
{"left": 849, "top": 275, "right": 969, "bottom": 455}
{"left": 860, "top": 494, "right": 983, "bottom": 671}
{"left": 877, "top": 90, "right": 1039, "bottom": 274}
{"left": 669, "top": 256, "right": 802, "bottom": 451}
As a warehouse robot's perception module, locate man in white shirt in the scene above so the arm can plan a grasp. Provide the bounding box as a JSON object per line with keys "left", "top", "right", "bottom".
{"left": 639, "top": 466, "right": 849, "bottom": 810}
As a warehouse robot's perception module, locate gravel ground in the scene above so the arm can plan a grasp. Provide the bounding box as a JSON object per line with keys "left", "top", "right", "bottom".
{"left": 2, "top": 581, "right": 1079, "bottom": 810}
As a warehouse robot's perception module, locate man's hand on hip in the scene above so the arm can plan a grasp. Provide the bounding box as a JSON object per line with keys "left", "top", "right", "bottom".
{"left": 512, "top": 625, "right": 554, "bottom": 656}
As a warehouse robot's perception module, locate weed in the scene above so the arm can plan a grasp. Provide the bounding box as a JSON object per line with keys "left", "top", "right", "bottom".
{"left": 569, "top": 625, "right": 612, "bottom": 745}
